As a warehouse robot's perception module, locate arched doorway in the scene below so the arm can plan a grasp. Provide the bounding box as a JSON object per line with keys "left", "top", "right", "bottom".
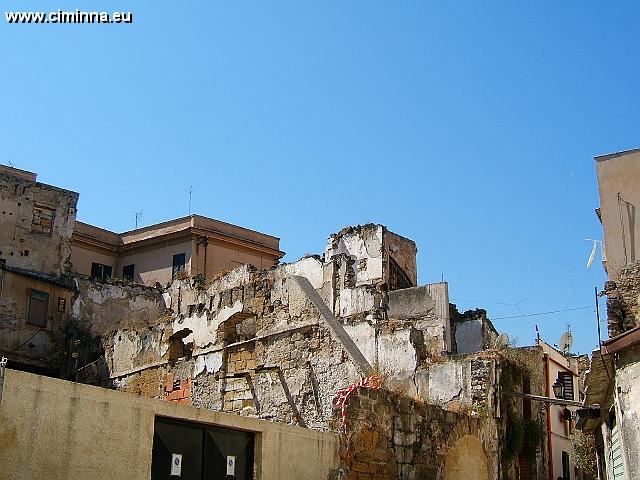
{"left": 444, "top": 434, "right": 489, "bottom": 480}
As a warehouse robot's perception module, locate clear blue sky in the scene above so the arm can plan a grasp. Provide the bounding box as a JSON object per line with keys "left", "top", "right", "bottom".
{"left": 3, "top": 2, "right": 638, "bottom": 354}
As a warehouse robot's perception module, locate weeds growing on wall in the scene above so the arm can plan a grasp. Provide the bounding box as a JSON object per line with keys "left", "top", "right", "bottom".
{"left": 502, "top": 414, "right": 524, "bottom": 461}
{"left": 570, "top": 432, "right": 598, "bottom": 478}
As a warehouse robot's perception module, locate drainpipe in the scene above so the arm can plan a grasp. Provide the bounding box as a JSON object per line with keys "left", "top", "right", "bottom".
{"left": 544, "top": 354, "right": 553, "bottom": 480}
{"left": 197, "top": 235, "right": 208, "bottom": 279}
{"left": 0, "top": 356, "right": 7, "bottom": 404}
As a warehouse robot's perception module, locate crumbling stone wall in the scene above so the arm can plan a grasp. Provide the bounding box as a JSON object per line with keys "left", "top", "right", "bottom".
{"left": 413, "top": 353, "right": 497, "bottom": 416}
{"left": 0, "top": 170, "right": 78, "bottom": 276}
{"left": 98, "top": 266, "right": 365, "bottom": 429}
{"left": 604, "top": 260, "right": 640, "bottom": 337}
{"left": 449, "top": 305, "right": 498, "bottom": 355}
{"left": 332, "top": 388, "right": 499, "bottom": 480}
{"left": 69, "top": 279, "right": 168, "bottom": 384}
{"left": 65, "top": 225, "right": 498, "bottom": 437}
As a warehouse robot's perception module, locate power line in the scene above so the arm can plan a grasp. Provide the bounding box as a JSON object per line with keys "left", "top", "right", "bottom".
{"left": 492, "top": 306, "right": 593, "bottom": 320}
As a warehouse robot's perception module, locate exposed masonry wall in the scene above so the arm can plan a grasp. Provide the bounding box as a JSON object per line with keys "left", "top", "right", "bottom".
{"left": 0, "top": 172, "right": 78, "bottom": 276}
{"left": 605, "top": 260, "right": 640, "bottom": 337}
{"left": 66, "top": 225, "right": 462, "bottom": 431}
{"left": 330, "top": 388, "right": 499, "bottom": 480}
{"left": 412, "top": 354, "right": 497, "bottom": 416}
{"left": 69, "top": 279, "right": 168, "bottom": 384}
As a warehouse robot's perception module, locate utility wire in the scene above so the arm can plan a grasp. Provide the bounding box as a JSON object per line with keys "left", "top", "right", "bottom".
{"left": 514, "top": 264, "right": 580, "bottom": 305}
{"left": 548, "top": 267, "right": 590, "bottom": 336}
{"left": 491, "top": 305, "right": 592, "bottom": 320}
{"left": 9, "top": 328, "right": 44, "bottom": 354}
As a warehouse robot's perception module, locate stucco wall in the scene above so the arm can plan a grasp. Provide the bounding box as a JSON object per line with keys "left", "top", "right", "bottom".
{"left": 196, "top": 241, "right": 276, "bottom": 279}
{"left": 116, "top": 239, "right": 193, "bottom": 285}
{"left": 0, "top": 369, "right": 339, "bottom": 480}
{"left": 70, "top": 244, "right": 117, "bottom": 277}
{"left": 596, "top": 150, "right": 640, "bottom": 281}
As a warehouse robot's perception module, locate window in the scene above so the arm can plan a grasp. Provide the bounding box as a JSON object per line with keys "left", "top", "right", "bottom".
{"left": 31, "top": 204, "right": 56, "bottom": 235}
{"left": 122, "top": 264, "right": 135, "bottom": 281}
{"left": 91, "top": 262, "right": 112, "bottom": 281}
{"left": 172, "top": 253, "right": 186, "bottom": 278}
{"left": 558, "top": 372, "right": 575, "bottom": 401}
{"left": 27, "top": 289, "right": 49, "bottom": 327}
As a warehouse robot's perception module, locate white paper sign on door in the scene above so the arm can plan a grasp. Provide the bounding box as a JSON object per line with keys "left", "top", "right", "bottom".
{"left": 226, "top": 455, "right": 236, "bottom": 476}
{"left": 171, "top": 453, "right": 182, "bottom": 476}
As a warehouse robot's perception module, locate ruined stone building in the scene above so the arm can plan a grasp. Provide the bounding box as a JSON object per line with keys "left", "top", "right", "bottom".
{"left": 1, "top": 163, "right": 564, "bottom": 479}
{"left": 578, "top": 148, "right": 640, "bottom": 480}
{"left": 0, "top": 165, "right": 78, "bottom": 376}
{"left": 67, "top": 222, "right": 560, "bottom": 479}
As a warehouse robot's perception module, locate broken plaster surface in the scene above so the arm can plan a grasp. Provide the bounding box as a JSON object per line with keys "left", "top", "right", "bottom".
{"left": 325, "top": 225, "right": 383, "bottom": 286}
{"left": 174, "top": 300, "right": 244, "bottom": 351}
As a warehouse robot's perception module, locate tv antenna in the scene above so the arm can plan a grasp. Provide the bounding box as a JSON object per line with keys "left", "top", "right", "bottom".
{"left": 188, "top": 186, "right": 193, "bottom": 215}
{"left": 134, "top": 210, "right": 143, "bottom": 229}
{"left": 559, "top": 325, "right": 573, "bottom": 355}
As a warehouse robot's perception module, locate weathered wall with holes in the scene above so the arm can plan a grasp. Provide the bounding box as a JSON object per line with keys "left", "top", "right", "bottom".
{"left": 66, "top": 225, "right": 471, "bottom": 435}
{"left": 107, "top": 267, "right": 365, "bottom": 430}
{"left": 0, "top": 170, "right": 78, "bottom": 276}
{"left": 69, "top": 279, "right": 169, "bottom": 383}
{"left": 330, "top": 388, "right": 499, "bottom": 480}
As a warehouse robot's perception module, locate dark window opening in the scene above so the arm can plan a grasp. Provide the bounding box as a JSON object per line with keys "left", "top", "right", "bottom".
{"left": 91, "top": 262, "right": 112, "bottom": 281}
{"left": 388, "top": 256, "right": 413, "bottom": 291}
{"left": 172, "top": 253, "right": 186, "bottom": 278}
{"left": 558, "top": 372, "right": 575, "bottom": 401}
{"left": 122, "top": 264, "right": 135, "bottom": 281}
{"left": 27, "top": 289, "right": 49, "bottom": 327}
{"left": 561, "top": 451, "right": 570, "bottom": 479}
{"left": 168, "top": 329, "right": 193, "bottom": 363}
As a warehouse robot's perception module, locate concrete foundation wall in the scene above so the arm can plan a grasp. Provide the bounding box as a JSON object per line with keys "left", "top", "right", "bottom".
{"left": 0, "top": 369, "right": 339, "bottom": 480}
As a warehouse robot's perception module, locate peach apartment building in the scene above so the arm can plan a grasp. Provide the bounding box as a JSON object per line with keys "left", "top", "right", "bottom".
{"left": 71, "top": 215, "right": 284, "bottom": 286}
